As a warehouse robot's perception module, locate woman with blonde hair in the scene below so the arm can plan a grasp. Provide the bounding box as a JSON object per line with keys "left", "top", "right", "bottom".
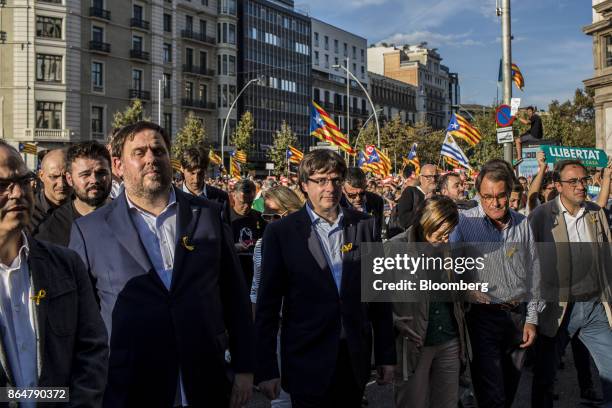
{"left": 389, "top": 195, "right": 468, "bottom": 408}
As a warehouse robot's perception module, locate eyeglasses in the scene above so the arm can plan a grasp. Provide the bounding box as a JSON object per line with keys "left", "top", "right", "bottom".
{"left": 0, "top": 172, "right": 36, "bottom": 196}
{"left": 558, "top": 176, "right": 591, "bottom": 187}
{"left": 420, "top": 174, "right": 437, "bottom": 180}
{"left": 307, "top": 177, "right": 344, "bottom": 187}
{"left": 344, "top": 190, "right": 366, "bottom": 200}
{"left": 481, "top": 193, "right": 509, "bottom": 204}
{"left": 262, "top": 211, "right": 287, "bottom": 222}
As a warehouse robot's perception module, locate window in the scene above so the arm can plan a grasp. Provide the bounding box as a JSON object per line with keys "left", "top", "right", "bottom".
{"left": 334, "top": 39, "right": 338, "bottom": 53}
{"left": 334, "top": 57, "right": 338, "bottom": 68}
{"left": 325, "top": 54, "right": 329, "bottom": 69}
{"left": 361, "top": 49, "right": 364, "bottom": 62}
{"left": 352, "top": 62, "right": 356, "bottom": 73}
{"left": 222, "top": 54, "right": 227, "bottom": 75}
{"left": 185, "top": 81, "right": 194, "bottom": 100}
{"left": 36, "top": 101, "right": 62, "bottom": 129}
{"left": 91, "top": 61, "right": 103, "bottom": 91}
{"left": 163, "top": 113, "right": 172, "bottom": 132}
{"left": 201, "top": 0, "right": 207, "bottom": 5}
{"left": 361, "top": 65, "right": 365, "bottom": 78}
{"left": 132, "top": 69, "right": 143, "bottom": 90}
{"left": 133, "top": 4, "right": 143, "bottom": 20}
{"left": 314, "top": 51, "right": 319, "bottom": 65}
{"left": 163, "top": 73, "right": 171, "bottom": 98}
{"left": 606, "top": 35, "right": 612, "bottom": 67}
{"left": 200, "top": 51, "right": 207, "bottom": 69}
{"left": 199, "top": 19, "right": 206, "bottom": 35}
{"left": 91, "top": 106, "right": 104, "bottom": 136}
{"left": 185, "top": 47, "right": 193, "bottom": 67}
{"left": 186, "top": 15, "right": 193, "bottom": 32}
{"left": 344, "top": 43, "right": 348, "bottom": 57}
{"left": 199, "top": 84, "right": 207, "bottom": 102}
{"left": 228, "top": 55, "right": 235, "bottom": 75}
{"left": 250, "top": 27, "right": 257, "bottom": 39}
{"left": 132, "top": 35, "right": 143, "bottom": 51}
{"left": 36, "top": 16, "right": 62, "bottom": 39}
{"left": 352, "top": 45, "right": 356, "bottom": 59}
{"left": 228, "top": 23, "right": 235, "bottom": 44}
{"left": 324, "top": 35, "right": 329, "bottom": 50}
{"left": 163, "top": 14, "right": 171, "bottom": 32}
{"left": 36, "top": 54, "right": 62, "bottom": 82}
{"left": 163, "top": 43, "right": 172, "bottom": 63}
{"left": 314, "top": 32, "right": 319, "bottom": 47}
{"left": 92, "top": 26, "right": 104, "bottom": 42}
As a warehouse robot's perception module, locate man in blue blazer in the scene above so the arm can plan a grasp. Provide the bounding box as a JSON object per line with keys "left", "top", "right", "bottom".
{"left": 255, "top": 150, "right": 395, "bottom": 408}
{"left": 69, "top": 121, "right": 254, "bottom": 408}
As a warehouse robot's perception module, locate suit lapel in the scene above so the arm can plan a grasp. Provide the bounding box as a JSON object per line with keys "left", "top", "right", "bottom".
{"left": 170, "top": 190, "right": 199, "bottom": 292}
{"left": 341, "top": 209, "right": 358, "bottom": 294}
{"left": 105, "top": 192, "right": 154, "bottom": 274}
{"left": 296, "top": 207, "right": 337, "bottom": 291}
{"left": 0, "top": 329, "right": 15, "bottom": 385}
{"left": 27, "top": 238, "right": 49, "bottom": 380}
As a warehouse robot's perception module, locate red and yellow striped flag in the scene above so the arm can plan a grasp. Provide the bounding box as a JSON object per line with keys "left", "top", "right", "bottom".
{"left": 170, "top": 158, "right": 181, "bottom": 171}
{"left": 512, "top": 63, "right": 525, "bottom": 91}
{"left": 232, "top": 150, "right": 247, "bottom": 164}
{"left": 310, "top": 101, "right": 356, "bottom": 156}
{"left": 286, "top": 145, "right": 304, "bottom": 164}
{"left": 209, "top": 150, "right": 222, "bottom": 166}
{"left": 447, "top": 113, "right": 482, "bottom": 147}
{"left": 230, "top": 157, "right": 241, "bottom": 179}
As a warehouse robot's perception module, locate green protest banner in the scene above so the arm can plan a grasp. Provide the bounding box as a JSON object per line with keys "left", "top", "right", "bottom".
{"left": 541, "top": 145, "right": 608, "bottom": 168}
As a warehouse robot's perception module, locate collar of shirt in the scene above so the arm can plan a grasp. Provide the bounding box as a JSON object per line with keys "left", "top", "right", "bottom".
{"left": 417, "top": 186, "right": 426, "bottom": 196}
{"left": 305, "top": 201, "right": 344, "bottom": 229}
{"left": 0, "top": 231, "right": 30, "bottom": 272}
{"left": 557, "top": 195, "right": 586, "bottom": 219}
{"left": 182, "top": 182, "right": 207, "bottom": 198}
{"left": 475, "top": 203, "right": 515, "bottom": 231}
{"left": 126, "top": 188, "right": 177, "bottom": 219}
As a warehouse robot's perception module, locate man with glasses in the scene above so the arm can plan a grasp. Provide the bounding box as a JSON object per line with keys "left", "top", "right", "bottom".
{"left": 256, "top": 149, "right": 395, "bottom": 407}
{"left": 0, "top": 140, "right": 108, "bottom": 406}
{"left": 529, "top": 159, "right": 612, "bottom": 407}
{"left": 341, "top": 167, "right": 384, "bottom": 238}
{"left": 450, "top": 159, "right": 540, "bottom": 408}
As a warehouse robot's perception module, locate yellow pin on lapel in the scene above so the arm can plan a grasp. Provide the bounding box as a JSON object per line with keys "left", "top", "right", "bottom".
{"left": 30, "top": 289, "right": 46, "bottom": 306}
{"left": 181, "top": 236, "right": 195, "bottom": 251}
{"left": 341, "top": 243, "right": 353, "bottom": 254}
{"left": 506, "top": 246, "right": 517, "bottom": 258}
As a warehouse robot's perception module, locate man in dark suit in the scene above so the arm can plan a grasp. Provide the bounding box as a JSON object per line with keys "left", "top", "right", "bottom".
{"left": 68, "top": 121, "right": 254, "bottom": 408}
{"left": 0, "top": 140, "right": 108, "bottom": 407}
{"left": 256, "top": 149, "right": 395, "bottom": 408}
{"left": 341, "top": 167, "right": 384, "bottom": 238}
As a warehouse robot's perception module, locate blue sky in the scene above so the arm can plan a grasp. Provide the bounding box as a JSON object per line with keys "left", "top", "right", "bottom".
{"left": 302, "top": 0, "right": 594, "bottom": 110}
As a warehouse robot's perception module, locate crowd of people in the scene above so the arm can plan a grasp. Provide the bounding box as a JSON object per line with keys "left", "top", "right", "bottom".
{"left": 0, "top": 119, "right": 611, "bottom": 407}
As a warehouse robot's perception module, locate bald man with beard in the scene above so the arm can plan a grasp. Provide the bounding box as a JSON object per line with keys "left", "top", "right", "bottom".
{"left": 31, "top": 149, "right": 72, "bottom": 233}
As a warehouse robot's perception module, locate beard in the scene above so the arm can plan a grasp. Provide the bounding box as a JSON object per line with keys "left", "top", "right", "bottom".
{"left": 128, "top": 162, "right": 173, "bottom": 199}
{"left": 75, "top": 183, "right": 111, "bottom": 207}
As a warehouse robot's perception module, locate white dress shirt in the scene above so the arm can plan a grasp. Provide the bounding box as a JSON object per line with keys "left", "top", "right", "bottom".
{"left": 558, "top": 196, "right": 592, "bottom": 243}
{"left": 182, "top": 182, "right": 207, "bottom": 198}
{"left": 0, "top": 232, "right": 37, "bottom": 407}
{"left": 125, "top": 190, "right": 188, "bottom": 407}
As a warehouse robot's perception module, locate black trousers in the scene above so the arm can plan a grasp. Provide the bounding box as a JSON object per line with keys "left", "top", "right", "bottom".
{"left": 467, "top": 305, "right": 524, "bottom": 408}
{"left": 290, "top": 340, "right": 364, "bottom": 408}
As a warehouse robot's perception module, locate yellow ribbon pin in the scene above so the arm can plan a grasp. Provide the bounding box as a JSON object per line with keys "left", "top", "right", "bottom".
{"left": 506, "top": 246, "right": 517, "bottom": 258}
{"left": 181, "top": 236, "right": 195, "bottom": 251}
{"left": 341, "top": 243, "right": 353, "bottom": 254}
{"left": 30, "top": 289, "right": 46, "bottom": 306}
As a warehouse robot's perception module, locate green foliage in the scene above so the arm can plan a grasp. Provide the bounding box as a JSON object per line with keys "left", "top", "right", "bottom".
{"left": 172, "top": 112, "right": 207, "bottom": 159}
{"left": 112, "top": 99, "right": 149, "bottom": 128}
{"left": 231, "top": 111, "right": 255, "bottom": 153}
{"left": 268, "top": 121, "right": 298, "bottom": 176}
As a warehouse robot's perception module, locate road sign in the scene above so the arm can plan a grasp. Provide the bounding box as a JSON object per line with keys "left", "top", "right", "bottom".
{"left": 265, "top": 163, "right": 274, "bottom": 170}
{"left": 542, "top": 145, "right": 608, "bottom": 168}
{"left": 496, "top": 126, "right": 514, "bottom": 144}
{"left": 495, "top": 104, "right": 515, "bottom": 127}
{"left": 510, "top": 98, "right": 521, "bottom": 116}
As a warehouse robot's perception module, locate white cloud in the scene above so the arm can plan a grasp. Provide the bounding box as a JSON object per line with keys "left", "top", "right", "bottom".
{"left": 379, "top": 31, "right": 484, "bottom": 48}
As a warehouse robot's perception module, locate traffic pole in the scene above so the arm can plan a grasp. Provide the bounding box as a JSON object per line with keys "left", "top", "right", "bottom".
{"left": 501, "top": 0, "right": 514, "bottom": 164}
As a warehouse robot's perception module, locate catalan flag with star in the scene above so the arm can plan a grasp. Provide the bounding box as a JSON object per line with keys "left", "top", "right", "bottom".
{"left": 230, "top": 157, "right": 241, "bottom": 179}
{"left": 447, "top": 113, "right": 482, "bottom": 147}
{"left": 363, "top": 145, "right": 391, "bottom": 178}
{"left": 232, "top": 150, "right": 247, "bottom": 164}
{"left": 512, "top": 63, "right": 525, "bottom": 91}
{"left": 286, "top": 145, "right": 303, "bottom": 164}
{"left": 19, "top": 142, "right": 38, "bottom": 155}
{"left": 209, "top": 150, "right": 222, "bottom": 166}
{"left": 402, "top": 143, "right": 420, "bottom": 175}
{"left": 310, "top": 101, "right": 356, "bottom": 156}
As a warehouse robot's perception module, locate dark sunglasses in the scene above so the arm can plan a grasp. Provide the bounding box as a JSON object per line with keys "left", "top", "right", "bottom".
{"left": 262, "top": 211, "right": 287, "bottom": 222}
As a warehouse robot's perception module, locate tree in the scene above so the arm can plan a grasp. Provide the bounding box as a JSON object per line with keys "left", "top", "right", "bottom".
{"left": 112, "top": 99, "right": 149, "bottom": 128}
{"left": 172, "top": 112, "right": 207, "bottom": 159}
{"left": 231, "top": 111, "right": 255, "bottom": 153}
{"left": 268, "top": 121, "right": 297, "bottom": 176}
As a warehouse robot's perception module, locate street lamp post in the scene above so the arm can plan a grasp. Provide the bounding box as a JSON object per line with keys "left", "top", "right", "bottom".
{"left": 332, "top": 64, "right": 380, "bottom": 147}
{"left": 352, "top": 108, "right": 383, "bottom": 166}
{"left": 220, "top": 75, "right": 264, "bottom": 166}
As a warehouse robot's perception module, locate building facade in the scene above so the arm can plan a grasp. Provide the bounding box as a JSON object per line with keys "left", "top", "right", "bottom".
{"left": 369, "top": 71, "right": 417, "bottom": 124}
{"left": 310, "top": 18, "right": 369, "bottom": 146}
{"left": 237, "top": 0, "right": 311, "bottom": 164}
{"left": 0, "top": 0, "right": 236, "bottom": 158}
{"left": 584, "top": 0, "right": 612, "bottom": 157}
{"left": 367, "top": 44, "right": 452, "bottom": 129}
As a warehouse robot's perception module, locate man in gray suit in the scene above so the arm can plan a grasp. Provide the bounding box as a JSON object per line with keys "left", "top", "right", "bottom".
{"left": 529, "top": 159, "right": 612, "bottom": 407}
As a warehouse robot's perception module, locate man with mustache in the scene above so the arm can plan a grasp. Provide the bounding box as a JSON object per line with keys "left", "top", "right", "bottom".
{"left": 0, "top": 140, "right": 108, "bottom": 407}
{"left": 31, "top": 148, "right": 72, "bottom": 233}
{"left": 69, "top": 121, "right": 254, "bottom": 408}
{"left": 35, "top": 141, "right": 112, "bottom": 246}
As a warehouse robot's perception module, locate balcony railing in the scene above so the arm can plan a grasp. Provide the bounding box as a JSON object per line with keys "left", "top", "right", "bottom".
{"left": 89, "top": 40, "right": 111, "bottom": 53}
{"left": 24, "top": 128, "right": 70, "bottom": 141}
{"left": 130, "top": 18, "right": 150, "bottom": 30}
{"left": 130, "top": 49, "right": 150, "bottom": 61}
{"left": 182, "top": 65, "right": 215, "bottom": 77}
{"left": 89, "top": 7, "right": 111, "bottom": 20}
{"left": 37, "top": 0, "right": 62, "bottom": 4}
{"left": 181, "top": 99, "right": 216, "bottom": 110}
{"left": 180, "top": 30, "right": 215, "bottom": 45}
{"left": 129, "top": 89, "right": 150, "bottom": 100}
